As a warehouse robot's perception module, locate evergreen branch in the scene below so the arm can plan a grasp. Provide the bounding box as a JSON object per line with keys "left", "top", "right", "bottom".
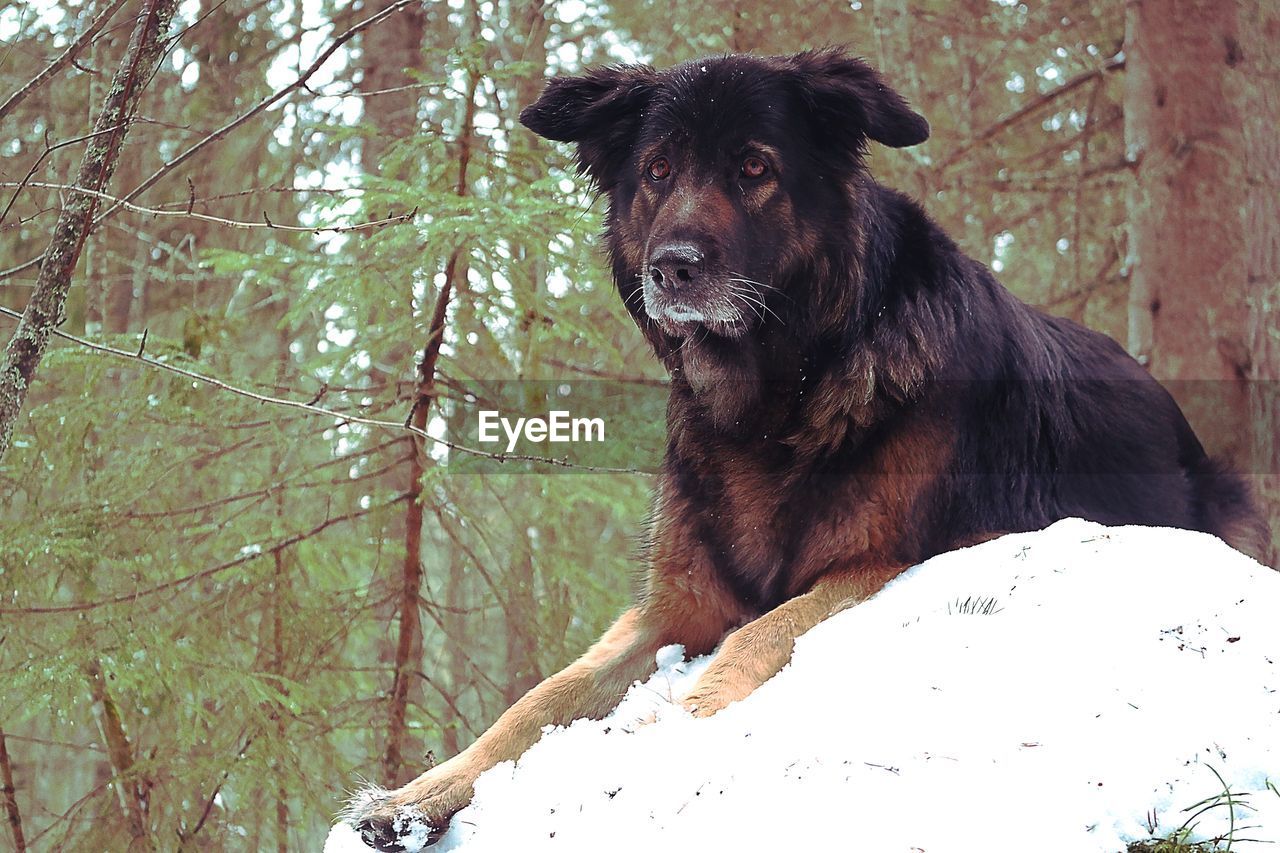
{"left": 0, "top": 181, "right": 417, "bottom": 234}
{"left": 0, "top": 0, "right": 131, "bottom": 123}
{"left": 0, "top": 493, "right": 414, "bottom": 615}
{"left": 0, "top": 307, "right": 649, "bottom": 472}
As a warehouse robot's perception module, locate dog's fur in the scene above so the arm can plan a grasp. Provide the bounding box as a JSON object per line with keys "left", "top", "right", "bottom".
{"left": 351, "top": 49, "right": 1268, "bottom": 849}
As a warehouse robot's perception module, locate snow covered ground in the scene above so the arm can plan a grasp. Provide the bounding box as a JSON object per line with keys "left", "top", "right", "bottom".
{"left": 328, "top": 520, "right": 1280, "bottom": 853}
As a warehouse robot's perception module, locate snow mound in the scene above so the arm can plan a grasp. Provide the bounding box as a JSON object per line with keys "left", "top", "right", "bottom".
{"left": 328, "top": 520, "right": 1280, "bottom": 853}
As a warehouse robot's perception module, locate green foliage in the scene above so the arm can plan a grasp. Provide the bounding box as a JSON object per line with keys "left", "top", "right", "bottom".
{"left": 0, "top": 0, "right": 1211, "bottom": 849}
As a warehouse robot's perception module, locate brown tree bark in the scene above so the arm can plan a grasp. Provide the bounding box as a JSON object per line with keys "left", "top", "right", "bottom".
{"left": 363, "top": 0, "right": 428, "bottom": 786}
{"left": 0, "top": 0, "right": 179, "bottom": 462}
{"left": 383, "top": 48, "right": 480, "bottom": 785}
{"left": 1124, "top": 0, "right": 1252, "bottom": 461}
{"left": 0, "top": 729, "right": 24, "bottom": 853}
{"left": 87, "top": 660, "right": 152, "bottom": 850}
{"left": 360, "top": 0, "right": 427, "bottom": 173}
{"left": 0, "top": 0, "right": 129, "bottom": 123}
{"left": 501, "top": 1, "right": 554, "bottom": 706}
{"left": 1239, "top": 0, "right": 1280, "bottom": 562}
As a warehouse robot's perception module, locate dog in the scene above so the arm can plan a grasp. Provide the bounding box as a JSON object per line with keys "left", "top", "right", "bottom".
{"left": 350, "top": 48, "right": 1268, "bottom": 849}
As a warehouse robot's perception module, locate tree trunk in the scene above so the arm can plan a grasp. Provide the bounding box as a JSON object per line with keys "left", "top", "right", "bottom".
{"left": 0, "top": 729, "right": 24, "bottom": 853}
{"left": 1124, "top": 0, "right": 1252, "bottom": 461}
{"left": 0, "top": 0, "right": 179, "bottom": 461}
{"left": 383, "top": 42, "right": 479, "bottom": 784}
{"left": 360, "top": 0, "right": 426, "bottom": 173}
{"left": 1239, "top": 0, "right": 1280, "bottom": 562}
{"left": 361, "top": 0, "right": 428, "bottom": 786}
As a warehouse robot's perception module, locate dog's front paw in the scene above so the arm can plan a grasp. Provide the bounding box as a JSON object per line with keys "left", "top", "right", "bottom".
{"left": 343, "top": 768, "right": 474, "bottom": 851}
{"left": 680, "top": 686, "right": 735, "bottom": 718}
{"left": 681, "top": 667, "right": 760, "bottom": 718}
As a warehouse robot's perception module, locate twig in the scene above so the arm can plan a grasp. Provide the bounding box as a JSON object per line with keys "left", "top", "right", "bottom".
{"left": 0, "top": 181, "right": 417, "bottom": 233}
{"left": 0, "top": 494, "right": 413, "bottom": 615}
{"left": 311, "top": 79, "right": 445, "bottom": 100}
{"left": 0, "top": 124, "right": 128, "bottom": 226}
{"left": 0, "top": 0, "right": 130, "bottom": 123}
{"left": 934, "top": 55, "right": 1125, "bottom": 173}
{"left": 94, "top": 0, "right": 422, "bottom": 226}
{"left": 0, "top": 0, "right": 180, "bottom": 461}
{"left": 0, "top": 305, "right": 650, "bottom": 474}
{"left": 179, "top": 733, "right": 254, "bottom": 844}
{"left": 0, "top": 0, "right": 422, "bottom": 283}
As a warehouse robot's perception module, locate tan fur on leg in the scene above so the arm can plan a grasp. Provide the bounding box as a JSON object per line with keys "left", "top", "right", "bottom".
{"left": 358, "top": 593, "right": 736, "bottom": 844}
{"left": 681, "top": 565, "right": 906, "bottom": 717}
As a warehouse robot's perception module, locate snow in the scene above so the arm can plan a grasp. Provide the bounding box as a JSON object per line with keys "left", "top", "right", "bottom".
{"left": 328, "top": 520, "right": 1280, "bottom": 852}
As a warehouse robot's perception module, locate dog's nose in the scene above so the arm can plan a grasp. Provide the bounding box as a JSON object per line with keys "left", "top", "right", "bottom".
{"left": 649, "top": 244, "right": 704, "bottom": 289}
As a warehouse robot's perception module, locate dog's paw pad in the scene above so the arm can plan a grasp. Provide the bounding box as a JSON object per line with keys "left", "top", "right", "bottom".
{"left": 354, "top": 811, "right": 436, "bottom": 852}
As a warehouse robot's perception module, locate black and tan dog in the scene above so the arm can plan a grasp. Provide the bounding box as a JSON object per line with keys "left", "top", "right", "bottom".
{"left": 351, "top": 48, "right": 1267, "bottom": 849}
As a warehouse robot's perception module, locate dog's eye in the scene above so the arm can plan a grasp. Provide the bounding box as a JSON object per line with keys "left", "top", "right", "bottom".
{"left": 741, "top": 157, "right": 768, "bottom": 179}
{"left": 647, "top": 157, "right": 671, "bottom": 181}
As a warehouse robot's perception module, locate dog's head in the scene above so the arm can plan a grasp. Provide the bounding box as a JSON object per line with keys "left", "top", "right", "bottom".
{"left": 520, "top": 48, "right": 928, "bottom": 348}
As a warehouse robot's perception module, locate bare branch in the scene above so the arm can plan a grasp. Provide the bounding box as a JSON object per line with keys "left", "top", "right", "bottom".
{"left": 0, "top": 305, "right": 649, "bottom": 474}
{"left": 97, "top": 0, "right": 422, "bottom": 223}
{"left": 0, "top": 181, "right": 417, "bottom": 233}
{"left": 0, "top": 123, "right": 129, "bottom": 226}
{"left": 935, "top": 55, "right": 1125, "bottom": 173}
{"left": 0, "top": 493, "right": 413, "bottom": 615}
{"left": 0, "top": 0, "right": 180, "bottom": 461}
{"left": 0, "top": 0, "right": 422, "bottom": 283}
{"left": 0, "top": 0, "right": 130, "bottom": 123}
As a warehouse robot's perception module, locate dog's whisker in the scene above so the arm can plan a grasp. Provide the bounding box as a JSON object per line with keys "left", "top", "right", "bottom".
{"left": 726, "top": 284, "right": 784, "bottom": 325}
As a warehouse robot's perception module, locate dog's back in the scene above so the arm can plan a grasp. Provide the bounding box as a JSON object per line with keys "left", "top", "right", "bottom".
{"left": 944, "top": 270, "right": 1270, "bottom": 564}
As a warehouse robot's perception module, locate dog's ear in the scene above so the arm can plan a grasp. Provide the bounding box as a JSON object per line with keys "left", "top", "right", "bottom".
{"left": 520, "top": 66, "right": 658, "bottom": 183}
{"left": 789, "top": 49, "right": 929, "bottom": 149}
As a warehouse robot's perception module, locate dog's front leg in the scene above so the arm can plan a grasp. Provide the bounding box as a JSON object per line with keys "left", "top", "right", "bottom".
{"left": 352, "top": 603, "right": 725, "bottom": 850}
{"left": 681, "top": 564, "right": 906, "bottom": 718}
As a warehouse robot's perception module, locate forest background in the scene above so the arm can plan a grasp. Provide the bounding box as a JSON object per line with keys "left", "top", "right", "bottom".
{"left": 0, "top": 0, "right": 1277, "bottom": 849}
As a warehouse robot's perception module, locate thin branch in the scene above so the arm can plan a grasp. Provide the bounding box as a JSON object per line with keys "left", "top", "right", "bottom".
{"left": 0, "top": 123, "right": 128, "bottom": 226}
{"left": 0, "top": 493, "right": 412, "bottom": 615}
{"left": 96, "top": 0, "right": 422, "bottom": 223}
{"left": 122, "top": 443, "right": 406, "bottom": 519}
{"left": 935, "top": 55, "right": 1125, "bottom": 173}
{"left": 0, "top": 0, "right": 180, "bottom": 461}
{"left": 310, "top": 79, "right": 445, "bottom": 100}
{"left": 0, "top": 181, "right": 416, "bottom": 234}
{"left": 0, "top": 305, "right": 649, "bottom": 474}
{"left": 178, "top": 733, "right": 254, "bottom": 846}
{"left": 0, "top": 0, "right": 130, "bottom": 123}
{"left": 0, "top": 0, "right": 422, "bottom": 283}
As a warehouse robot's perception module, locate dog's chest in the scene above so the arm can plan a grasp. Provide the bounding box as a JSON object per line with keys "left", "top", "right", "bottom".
{"left": 690, "top": 456, "right": 853, "bottom": 609}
